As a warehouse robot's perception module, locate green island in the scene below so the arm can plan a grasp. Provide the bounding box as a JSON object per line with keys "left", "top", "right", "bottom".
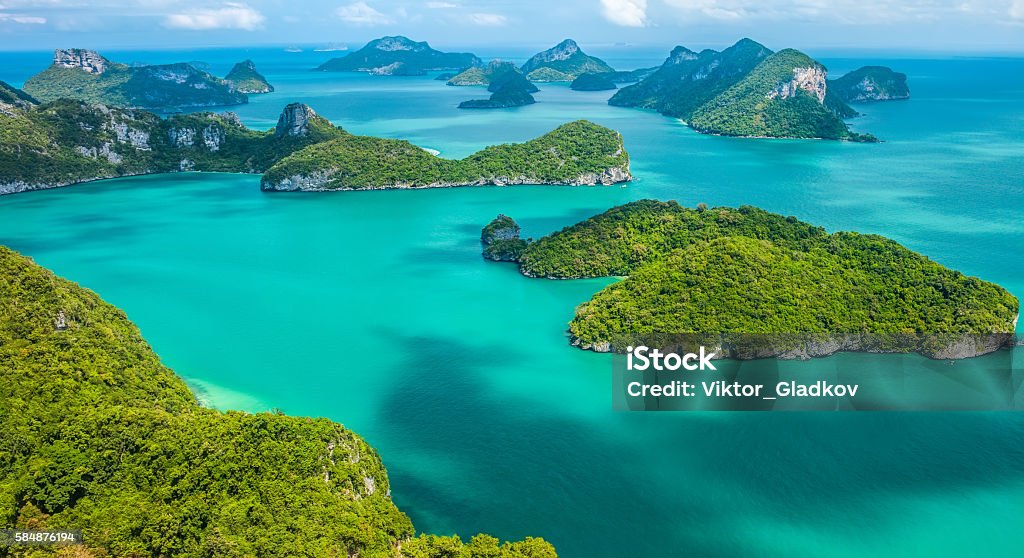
{"left": 520, "top": 40, "right": 614, "bottom": 82}
{"left": 260, "top": 120, "right": 630, "bottom": 190}
{"left": 488, "top": 200, "right": 1019, "bottom": 358}
{"left": 481, "top": 215, "right": 530, "bottom": 261}
{"left": 0, "top": 246, "right": 556, "bottom": 557}
{"left": 0, "top": 82, "right": 629, "bottom": 194}
{"left": 828, "top": 66, "right": 911, "bottom": 103}
{"left": 446, "top": 60, "right": 524, "bottom": 86}
{"left": 609, "top": 39, "right": 878, "bottom": 140}
{"left": 570, "top": 73, "right": 617, "bottom": 91}
{"left": 224, "top": 59, "right": 275, "bottom": 94}
{"left": 315, "top": 36, "right": 481, "bottom": 76}
{"left": 22, "top": 49, "right": 247, "bottom": 110}
{"left": 458, "top": 73, "right": 538, "bottom": 109}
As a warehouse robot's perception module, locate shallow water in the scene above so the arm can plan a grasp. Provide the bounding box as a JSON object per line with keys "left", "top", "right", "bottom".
{"left": 1, "top": 48, "right": 1022, "bottom": 556}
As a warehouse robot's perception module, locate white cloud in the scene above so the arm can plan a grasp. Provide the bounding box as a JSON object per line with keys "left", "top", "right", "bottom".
{"left": 1011, "top": 0, "right": 1024, "bottom": 18}
{"left": 163, "top": 2, "right": 264, "bottom": 30}
{"left": 661, "top": 0, "right": 998, "bottom": 24}
{"left": 426, "top": 1, "right": 456, "bottom": 8}
{"left": 468, "top": 12, "right": 506, "bottom": 25}
{"left": 600, "top": 0, "right": 647, "bottom": 27}
{"left": 336, "top": 1, "right": 392, "bottom": 25}
{"left": 0, "top": 12, "right": 46, "bottom": 23}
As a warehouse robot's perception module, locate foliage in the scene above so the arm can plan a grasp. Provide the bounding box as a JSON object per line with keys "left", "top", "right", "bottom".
{"left": 23, "top": 55, "right": 245, "bottom": 110}
{"left": 481, "top": 215, "right": 521, "bottom": 244}
{"left": 569, "top": 73, "right": 617, "bottom": 92}
{"left": 402, "top": 534, "right": 557, "bottom": 558}
{"left": 447, "top": 61, "right": 528, "bottom": 88}
{"left": 261, "top": 120, "right": 630, "bottom": 189}
{"left": 316, "top": 36, "right": 481, "bottom": 75}
{"left": 609, "top": 39, "right": 772, "bottom": 118}
{"left": 0, "top": 246, "right": 555, "bottom": 556}
{"left": 224, "top": 60, "right": 275, "bottom": 94}
{"left": 509, "top": 201, "right": 1019, "bottom": 351}
{"left": 0, "top": 80, "right": 38, "bottom": 107}
{"left": 689, "top": 49, "right": 865, "bottom": 140}
{"left": 0, "top": 98, "right": 344, "bottom": 189}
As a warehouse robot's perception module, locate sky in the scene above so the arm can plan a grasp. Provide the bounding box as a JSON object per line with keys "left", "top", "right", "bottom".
{"left": 0, "top": 0, "right": 1021, "bottom": 53}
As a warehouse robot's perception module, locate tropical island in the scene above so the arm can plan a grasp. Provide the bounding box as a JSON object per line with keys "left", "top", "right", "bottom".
{"left": 446, "top": 60, "right": 523, "bottom": 86}
{"left": 457, "top": 72, "right": 539, "bottom": 109}
{"left": 261, "top": 120, "right": 630, "bottom": 190}
{"left": 224, "top": 59, "right": 275, "bottom": 94}
{"left": 570, "top": 73, "right": 617, "bottom": 91}
{"left": 609, "top": 39, "right": 881, "bottom": 140}
{"left": 828, "top": 66, "right": 910, "bottom": 103}
{"left": 0, "top": 245, "right": 556, "bottom": 557}
{"left": 481, "top": 214, "right": 530, "bottom": 261}
{"left": 485, "top": 200, "right": 1019, "bottom": 359}
{"left": 315, "top": 36, "right": 481, "bottom": 76}
{"left": 521, "top": 39, "right": 614, "bottom": 82}
{"left": 0, "top": 82, "right": 629, "bottom": 194}
{"left": 22, "top": 49, "right": 248, "bottom": 110}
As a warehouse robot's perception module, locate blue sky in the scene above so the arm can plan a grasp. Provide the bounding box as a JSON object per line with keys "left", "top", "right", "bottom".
{"left": 0, "top": 0, "right": 1021, "bottom": 52}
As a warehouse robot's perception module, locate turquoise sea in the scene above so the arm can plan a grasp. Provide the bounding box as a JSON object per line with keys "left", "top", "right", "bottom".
{"left": 1, "top": 46, "right": 1023, "bottom": 556}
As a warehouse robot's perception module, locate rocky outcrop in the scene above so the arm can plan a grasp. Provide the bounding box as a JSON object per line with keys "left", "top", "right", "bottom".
{"left": 481, "top": 215, "right": 529, "bottom": 262}
{"left": 571, "top": 332, "right": 1018, "bottom": 360}
{"left": 224, "top": 60, "right": 274, "bottom": 94}
{"left": 769, "top": 65, "right": 827, "bottom": 104}
{"left": 53, "top": 48, "right": 110, "bottom": 74}
{"left": 275, "top": 103, "right": 318, "bottom": 137}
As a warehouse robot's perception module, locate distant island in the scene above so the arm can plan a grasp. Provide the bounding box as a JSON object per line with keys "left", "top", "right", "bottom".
{"left": 261, "top": 120, "right": 630, "bottom": 190}
{"left": 224, "top": 59, "right": 275, "bottom": 94}
{"left": 447, "top": 59, "right": 523, "bottom": 86}
{"left": 0, "top": 245, "right": 557, "bottom": 557}
{"left": 22, "top": 49, "right": 248, "bottom": 110}
{"left": 570, "top": 73, "right": 617, "bottom": 91}
{"left": 829, "top": 66, "right": 910, "bottom": 103}
{"left": 315, "top": 36, "right": 481, "bottom": 76}
{"left": 458, "top": 72, "right": 538, "bottom": 109}
{"left": 0, "top": 82, "right": 629, "bottom": 194}
{"left": 486, "top": 200, "right": 1019, "bottom": 359}
{"left": 521, "top": 39, "right": 614, "bottom": 82}
{"left": 609, "top": 39, "right": 887, "bottom": 140}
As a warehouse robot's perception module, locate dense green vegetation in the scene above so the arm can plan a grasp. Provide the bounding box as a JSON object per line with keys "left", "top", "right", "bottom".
{"left": 0, "top": 246, "right": 556, "bottom": 556}
{"left": 507, "top": 201, "right": 1019, "bottom": 353}
{"left": 23, "top": 50, "right": 246, "bottom": 110}
{"left": 608, "top": 40, "right": 877, "bottom": 140}
{"left": 481, "top": 215, "right": 530, "bottom": 261}
{"left": 0, "top": 80, "right": 38, "bottom": 108}
{"left": 447, "top": 60, "right": 528, "bottom": 87}
{"left": 609, "top": 39, "right": 772, "bottom": 118}
{"left": 829, "top": 66, "right": 910, "bottom": 103}
{"left": 570, "top": 73, "right": 617, "bottom": 91}
{"left": 521, "top": 40, "right": 614, "bottom": 81}
{"left": 261, "top": 120, "right": 631, "bottom": 190}
{"left": 316, "top": 36, "right": 481, "bottom": 75}
{"left": 224, "top": 59, "right": 275, "bottom": 94}
{"left": 458, "top": 74, "right": 537, "bottom": 109}
{"left": 0, "top": 97, "right": 343, "bottom": 191}
{"left": 689, "top": 50, "right": 872, "bottom": 140}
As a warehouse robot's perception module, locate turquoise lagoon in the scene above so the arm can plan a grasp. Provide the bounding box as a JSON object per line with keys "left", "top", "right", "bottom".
{"left": 0, "top": 48, "right": 1023, "bottom": 556}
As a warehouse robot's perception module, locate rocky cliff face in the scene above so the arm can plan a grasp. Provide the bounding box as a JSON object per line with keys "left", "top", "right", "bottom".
{"left": 275, "top": 103, "right": 318, "bottom": 137}
{"left": 53, "top": 48, "right": 109, "bottom": 74}
{"left": 769, "top": 65, "right": 827, "bottom": 104}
